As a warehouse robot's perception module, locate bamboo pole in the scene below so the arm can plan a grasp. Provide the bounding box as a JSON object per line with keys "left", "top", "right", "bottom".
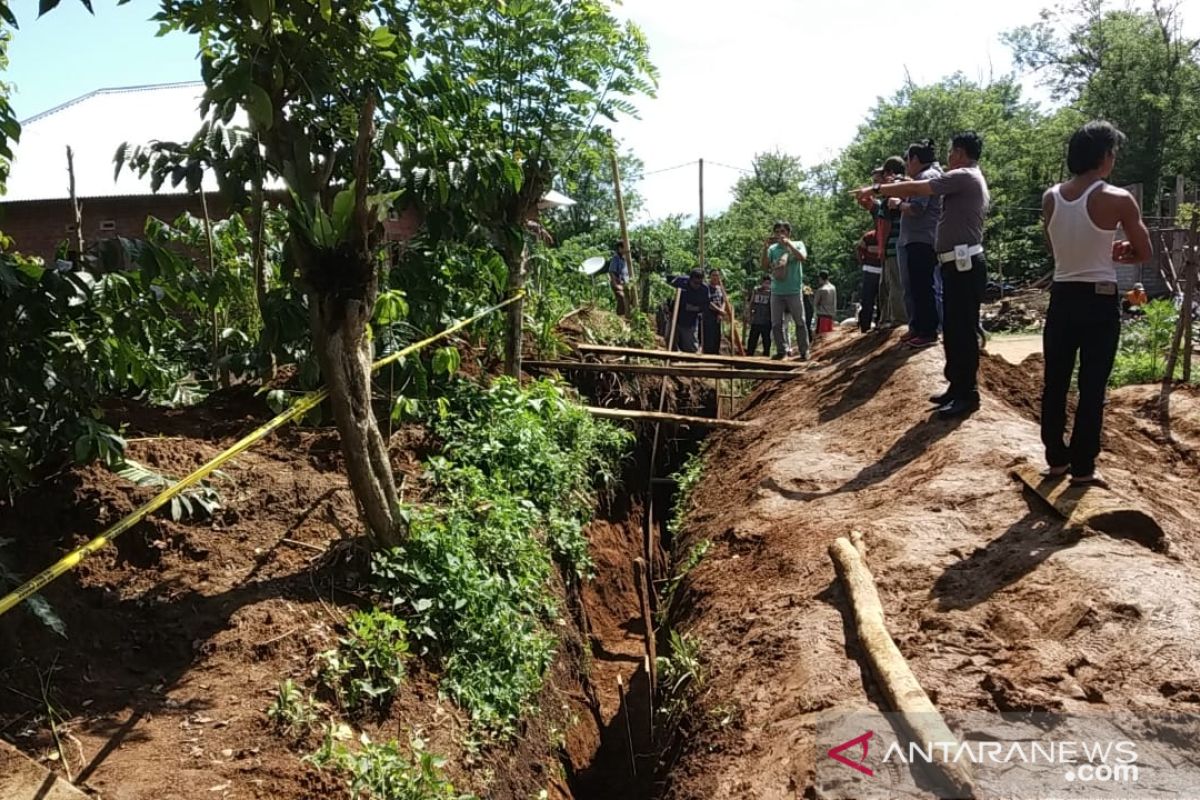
{"left": 643, "top": 289, "right": 684, "bottom": 578}
{"left": 576, "top": 344, "right": 798, "bottom": 370}
{"left": 698, "top": 158, "right": 705, "bottom": 269}
{"left": 829, "top": 537, "right": 974, "bottom": 798}
{"left": 634, "top": 558, "right": 657, "bottom": 695}
{"left": 588, "top": 407, "right": 753, "bottom": 429}
{"left": 526, "top": 361, "right": 800, "bottom": 382}
{"left": 611, "top": 145, "right": 637, "bottom": 316}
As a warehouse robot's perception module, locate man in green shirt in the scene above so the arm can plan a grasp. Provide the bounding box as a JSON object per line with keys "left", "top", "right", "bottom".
{"left": 761, "top": 220, "right": 809, "bottom": 360}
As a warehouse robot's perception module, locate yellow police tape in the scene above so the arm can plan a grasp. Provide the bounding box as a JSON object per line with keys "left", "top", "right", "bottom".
{"left": 0, "top": 292, "right": 524, "bottom": 619}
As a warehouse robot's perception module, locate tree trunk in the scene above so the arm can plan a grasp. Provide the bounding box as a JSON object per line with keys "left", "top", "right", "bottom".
{"left": 311, "top": 289, "right": 404, "bottom": 549}
{"left": 504, "top": 241, "right": 527, "bottom": 378}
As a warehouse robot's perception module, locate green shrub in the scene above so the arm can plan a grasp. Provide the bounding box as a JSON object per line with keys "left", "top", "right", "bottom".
{"left": 1110, "top": 300, "right": 1180, "bottom": 387}
{"left": 312, "top": 733, "right": 475, "bottom": 800}
{"left": 319, "top": 609, "right": 411, "bottom": 713}
{"left": 372, "top": 378, "right": 632, "bottom": 735}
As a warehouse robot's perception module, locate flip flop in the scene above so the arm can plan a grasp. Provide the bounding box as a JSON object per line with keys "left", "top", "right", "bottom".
{"left": 1041, "top": 465, "right": 1070, "bottom": 478}
{"left": 1070, "top": 473, "right": 1110, "bottom": 489}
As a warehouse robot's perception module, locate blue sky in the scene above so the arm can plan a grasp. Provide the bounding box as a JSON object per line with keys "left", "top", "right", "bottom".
{"left": 6, "top": 0, "right": 1194, "bottom": 219}
{"left": 7, "top": 0, "right": 197, "bottom": 118}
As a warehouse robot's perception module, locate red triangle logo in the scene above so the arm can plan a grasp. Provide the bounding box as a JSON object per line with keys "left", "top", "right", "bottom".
{"left": 828, "top": 730, "right": 875, "bottom": 777}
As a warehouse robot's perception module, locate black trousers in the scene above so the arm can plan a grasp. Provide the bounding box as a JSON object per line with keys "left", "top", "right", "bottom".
{"left": 701, "top": 312, "right": 721, "bottom": 354}
{"left": 1041, "top": 282, "right": 1120, "bottom": 477}
{"left": 906, "top": 243, "right": 939, "bottom": 338}
{"left": 859, "top": 269, "right": 882, "bottom": 333}
{"left": 747, "top": 324, "right": 772, "bottom": 357}
{"left": 941, "top": 254, "right": 987, "bottom": 399}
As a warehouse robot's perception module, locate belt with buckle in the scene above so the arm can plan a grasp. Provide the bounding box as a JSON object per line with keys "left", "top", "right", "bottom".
{"left": 938, "top": 243, "right": 984, "bottom": 263}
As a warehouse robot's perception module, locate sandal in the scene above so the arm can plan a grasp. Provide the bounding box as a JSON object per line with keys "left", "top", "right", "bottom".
{"left": 1042, "top": 465, "right": 1070, "bottom": 478}
{"left": 1070, "top": 472, "right": 1110, "bottom": 489}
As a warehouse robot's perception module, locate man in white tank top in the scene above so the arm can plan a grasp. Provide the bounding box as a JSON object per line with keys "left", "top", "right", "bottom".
{"left": 1040, "top": 121, "right": 1152, "bottom": 487}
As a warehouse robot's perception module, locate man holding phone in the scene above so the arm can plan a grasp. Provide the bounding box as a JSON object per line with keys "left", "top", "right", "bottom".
{"left": 760, "top": 220, "right": 809, "bottom": 360}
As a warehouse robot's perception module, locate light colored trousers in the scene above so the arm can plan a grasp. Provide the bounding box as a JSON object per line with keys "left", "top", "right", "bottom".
{"left": 771, "top": 293, "right": 809, "bottom": 357}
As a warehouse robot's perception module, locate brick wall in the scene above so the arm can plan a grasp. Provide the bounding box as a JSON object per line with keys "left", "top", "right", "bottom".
{"left": 0, "top": 194, "right": 230, "bottom": 263}
{"left": 1, "top": 194, "right": 423, "bottom": 263}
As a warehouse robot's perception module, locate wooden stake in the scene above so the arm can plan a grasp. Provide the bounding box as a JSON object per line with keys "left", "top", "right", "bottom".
{"left": 525, "top": 361, "right": 800, "bottom": 382}
{"left": 611, "top": 145, "right": 637, "bottom": 316}
{"left": 828, "top": 538, "right": 975, "bottom": 798}
{"left": 576, "top": 344, "right": 799, "bottom": 370}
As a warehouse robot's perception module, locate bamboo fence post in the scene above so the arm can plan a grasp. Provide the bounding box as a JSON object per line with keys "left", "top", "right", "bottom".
{"left": 643, "top": 289, "right": 683, "bottom": 579}
{"left": 1160, "top": 215, "right": 1200, "bottom": 438}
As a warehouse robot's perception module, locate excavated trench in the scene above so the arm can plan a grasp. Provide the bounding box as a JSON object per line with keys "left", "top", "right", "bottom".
{"left": 559, "top": 370, "right": 718, "bottom": 800}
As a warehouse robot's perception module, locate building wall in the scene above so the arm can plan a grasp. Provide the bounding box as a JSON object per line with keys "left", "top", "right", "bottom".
{"left": 0, "top": 194, "right": 230, "bottom": 263}
{"left": 1, "top": 194, "right": 424, "bottom": 264}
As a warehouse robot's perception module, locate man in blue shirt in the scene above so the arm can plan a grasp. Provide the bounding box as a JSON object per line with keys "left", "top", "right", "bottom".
{"left": 666, "top": 269, "right": 712, "bottom": 352}
{"left": 607, "top": 241, "right": 631, "bottom": 317}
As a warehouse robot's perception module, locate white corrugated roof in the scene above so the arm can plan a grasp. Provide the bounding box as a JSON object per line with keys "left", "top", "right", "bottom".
{"left": 5, "top": 81, "right": 575, "bottom": 210}
{"left": 5, "top": 82, "right": 227, "bottom": 203}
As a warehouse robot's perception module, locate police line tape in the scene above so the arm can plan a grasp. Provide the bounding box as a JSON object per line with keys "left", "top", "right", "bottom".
{"left": 0, "top": 293, "right": 524, "bottom": 619}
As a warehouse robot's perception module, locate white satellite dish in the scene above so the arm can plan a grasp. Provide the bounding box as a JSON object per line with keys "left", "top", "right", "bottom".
{"left": 580, "top": 256, "right": 607, "bottom": 275}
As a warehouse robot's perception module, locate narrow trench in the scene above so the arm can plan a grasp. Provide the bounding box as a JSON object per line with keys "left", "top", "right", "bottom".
{"left": 563, "top": 373, "right": 717, "bottom": 800}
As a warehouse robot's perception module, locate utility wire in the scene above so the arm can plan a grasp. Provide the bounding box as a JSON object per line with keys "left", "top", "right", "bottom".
{"left": 640, "top": 160, "right": 698, "bottom": 177}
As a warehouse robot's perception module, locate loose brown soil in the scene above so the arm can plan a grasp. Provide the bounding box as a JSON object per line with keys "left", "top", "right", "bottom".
{"left": 660, "top": 328, "right": 1200, "bottom": 799}
{"left": 0, "top": 386, "right": 653, "bottom": 800}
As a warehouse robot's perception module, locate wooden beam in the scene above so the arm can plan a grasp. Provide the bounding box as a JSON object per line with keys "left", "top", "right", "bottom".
{"left": 829, "top": 538, "right": 975, "bottom": 798}
{"left": 585, "top": 407, "right": 754, "bottom": 429}
{"left": 1011, "top": 462, "right": 1167, "bottom": 552}
{"left": 575, "top": 343, "right": 800, "bottom": 370}
{"left": 526, "top": 360, "right": 799, "bottom": 382}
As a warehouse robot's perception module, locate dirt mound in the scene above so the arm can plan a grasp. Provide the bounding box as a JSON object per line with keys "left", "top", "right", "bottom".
{"left": 661, "top": 329, "right": 1200, "bottom": 798}
{"left": 0, "top": 400, "right": 604, "bottom": 800}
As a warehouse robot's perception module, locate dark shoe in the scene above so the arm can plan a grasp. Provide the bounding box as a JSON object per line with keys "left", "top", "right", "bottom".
{"left": 937, "top": 396, "right": 980, "bottom": 419}
{"left": 906, "top": 336, "right": 938, "bottom": 349}
{"left": 929, "top": 390, "right": 953, "bottom": 405}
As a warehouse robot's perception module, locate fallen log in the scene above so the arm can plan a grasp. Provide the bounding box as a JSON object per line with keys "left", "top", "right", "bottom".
{"left": 1, "top": 740, "right": 90, "bottom": 800}
{"left": 574, "top": 343, "right": 800, "bottom": 370}
{"left": 828, "top": 537, "right": 975, "bottom": 799}
{"left": 526, "top": 360, "right": 798, "bottom": 382}
{"left": 585, "top": 407, "right": 753, "bottom": 429}
{"left": 1011, "top": 462, "right": 1167, "bottom": 552}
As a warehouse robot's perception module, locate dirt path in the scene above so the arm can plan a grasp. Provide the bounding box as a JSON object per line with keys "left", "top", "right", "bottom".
{"left": 986, "top": 334, "right": 1043, "bottom": 365}
{"left": 661, "top": 329, "right": 1200, "bottom": 799}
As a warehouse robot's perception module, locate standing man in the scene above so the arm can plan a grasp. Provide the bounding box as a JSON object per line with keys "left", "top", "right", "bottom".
{"left": 899, "top": 140, "right": 943, "bottom": 349}
{"left": 702, "top": 268, "right": 727, "bottom": 354}
{"left": 813, "top": 271, "right": 838, "bottom": 337}
{"left": 858, "top": 131, "right": 991, "bottom": 418}
{"left": 666, "top": 268, "right": 712, "bottom": 353}
{"left": 608, "top": 240, "right": 630, "bottom": 317}
{"left": 745, "top": 274, "right": 773, "bottom": 357}
{"left": 856, "top": 228, "right": 883, "bottom": 333}
{"left": 761, "top": 220, "right": 809, "bottom": 360}
{"left": 873, "top": 157, "right": 908, "bottom": 329}
{"left": 1041, "top": 121, "right": 1151, "bottom": 487}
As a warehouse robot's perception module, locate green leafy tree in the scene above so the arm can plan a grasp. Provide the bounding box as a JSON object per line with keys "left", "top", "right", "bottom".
{"left": 407, "top": 0, "right": 657, "bottom": 376}
{"left": 1005, "top": 0, "right": 1200, "bottom": 212}
{"left": 139, "top": 0, "right": 415, "bottom": 548}
{"left": 548, "top": 138, "right": 644, "bottom": 241}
